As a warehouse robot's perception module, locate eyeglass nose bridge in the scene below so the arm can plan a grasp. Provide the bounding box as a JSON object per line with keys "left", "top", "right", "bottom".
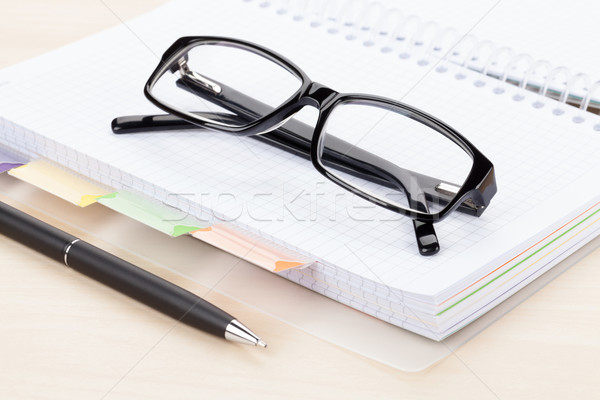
{"left": 300, "top": 82, "right": 339, "bottom": 109}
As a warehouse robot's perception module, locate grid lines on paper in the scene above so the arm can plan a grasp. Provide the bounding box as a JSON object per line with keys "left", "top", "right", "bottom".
{"left": 0, "top": 0, "right": 598, "bottom": 301}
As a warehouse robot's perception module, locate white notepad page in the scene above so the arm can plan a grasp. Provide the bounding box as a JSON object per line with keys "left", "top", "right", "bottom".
{"left": 0, "top": 0, "right": 599, "bottom": 338}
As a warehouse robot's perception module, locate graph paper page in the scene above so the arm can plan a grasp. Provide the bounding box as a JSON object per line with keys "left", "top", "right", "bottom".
{"left": 0, "top": 0, "right": 599, "bottom": 299}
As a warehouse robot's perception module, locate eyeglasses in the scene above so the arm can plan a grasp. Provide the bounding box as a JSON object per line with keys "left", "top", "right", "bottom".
{"left": 112, "top": 36, "right": 497, "bottom": 255}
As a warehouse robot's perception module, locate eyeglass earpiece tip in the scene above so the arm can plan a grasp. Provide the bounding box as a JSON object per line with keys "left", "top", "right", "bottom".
{"left": 413, "top": 220, "right": 440, "bottom": 256}
{"left": 418, "top": 239, "right": 440, "bottom": 256}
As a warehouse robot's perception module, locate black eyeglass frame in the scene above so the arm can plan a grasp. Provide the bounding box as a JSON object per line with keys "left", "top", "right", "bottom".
{"left": 142, "top": 36, "right": 496, "bottom": 225}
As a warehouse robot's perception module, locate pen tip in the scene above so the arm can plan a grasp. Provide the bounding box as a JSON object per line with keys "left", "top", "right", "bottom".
{"left": 257, "top": 340, "right": 267, "bottom": 348}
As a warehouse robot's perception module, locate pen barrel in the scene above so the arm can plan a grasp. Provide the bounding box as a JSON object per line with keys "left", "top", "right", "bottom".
{"left": 0, "top": 202, "right": 77, "bottom": 262}
{"left": 65, "top": 240, "right": 234, "bottom": 337}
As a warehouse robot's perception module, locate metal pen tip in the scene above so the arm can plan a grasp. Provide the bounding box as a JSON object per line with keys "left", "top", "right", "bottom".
{"left": 225, "top": 320, "right": 266, "bottom": 347}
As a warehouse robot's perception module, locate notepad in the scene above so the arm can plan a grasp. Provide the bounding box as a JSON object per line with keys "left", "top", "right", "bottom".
{"left": 0, "top": 0, "right": 598, "bottom": 340}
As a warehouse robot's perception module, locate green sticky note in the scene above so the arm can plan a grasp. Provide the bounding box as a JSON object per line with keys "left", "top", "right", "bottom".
{"left": 97, "top": 191, "right": 209, "bottom": 237}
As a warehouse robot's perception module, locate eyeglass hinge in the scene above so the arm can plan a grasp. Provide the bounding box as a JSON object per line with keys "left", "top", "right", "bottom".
{"left": 435, "top": 182, "right": 484, "bottom": 211}
{"left": 176, "top": 58, "right": 222, "bottom": 95}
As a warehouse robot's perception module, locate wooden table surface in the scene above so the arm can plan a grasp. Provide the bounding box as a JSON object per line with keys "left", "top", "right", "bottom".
{"left": 0, "top": 1, "right": 599, "bottom": 399}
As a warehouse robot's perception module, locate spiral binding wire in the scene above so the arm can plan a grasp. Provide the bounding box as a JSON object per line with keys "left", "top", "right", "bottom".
{"left": 259, "top": 0, "right": 600, "bottom": 128}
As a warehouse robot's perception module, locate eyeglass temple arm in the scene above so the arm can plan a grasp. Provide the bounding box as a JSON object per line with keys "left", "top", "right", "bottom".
{"left": 112, "top": 79, "right": 482, "bottom": 217}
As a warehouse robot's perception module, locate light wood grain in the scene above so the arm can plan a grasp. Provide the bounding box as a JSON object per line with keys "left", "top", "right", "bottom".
{"left": 0, "top": 1, "right": 599, "bottom": 399}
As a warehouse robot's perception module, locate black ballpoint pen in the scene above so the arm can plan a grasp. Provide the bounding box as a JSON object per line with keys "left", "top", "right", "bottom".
{"left": 0, "top": 200, "right": 266, "bottom": 347}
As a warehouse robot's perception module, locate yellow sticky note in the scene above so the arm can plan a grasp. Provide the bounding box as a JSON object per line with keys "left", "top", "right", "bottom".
{"left": 9, "top": 160, "right": 110, "bottom": 207}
